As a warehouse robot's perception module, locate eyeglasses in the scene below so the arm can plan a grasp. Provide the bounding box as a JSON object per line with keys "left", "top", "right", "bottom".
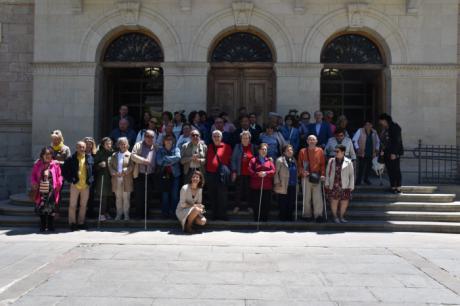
{"left": 191, "top": 134, "right": 200, "bottom": 138}
{"left": 144, "top": 135, "right": 154, "bottom": 138}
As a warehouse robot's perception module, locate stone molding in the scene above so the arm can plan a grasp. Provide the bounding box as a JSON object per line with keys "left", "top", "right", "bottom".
{"left": 232, "top": 1, "right": 254, "bottom": 28}
{"left": 274, "top": 63, "right": 323, "bottom": 77}
{"left": 0, "top": 120, "right": 32, "bottom": 133}
{"left": 32, "top": 62, "right": 97, "bottom": 76}
{"left": 302, "top": 6, "right": 409, "bottom": 64}
{"left": 406, "top": 0, "right": 421, "bottom": 16}
{"left": 179, "top": 0, "right": 192, "bottom": 12}
{"left": 190, "top": 7, "right": 295, "bottom": 62}
{"left": 293, "top": 0, "right": 305, "bottom": 15}
{"left": 390, "top": 64, "right": 459, "bottom": 78}
{"left": 116, "top": 0, "right": 141, "bottom": 25}
{"left": 0, "top": 0, "right": 34, "bottom": 4}
{"left": 70, "top": 0, "right": 82, "bottom": 14}
{"left": 79, "top": 6, "right": 182, "bottom": 62}
{"left": 347, "top": 3, "right": 368, "bottom": 29}
{"left": 161, "top": 61, "right": 209, "bottom": 76}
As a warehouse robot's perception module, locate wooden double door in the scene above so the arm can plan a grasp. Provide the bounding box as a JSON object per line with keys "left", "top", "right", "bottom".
{"left": 208, "top": 64, "right": 275, "bottom": 124}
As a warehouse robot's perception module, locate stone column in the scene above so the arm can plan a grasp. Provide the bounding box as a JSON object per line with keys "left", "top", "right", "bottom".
{"left": 161, "top": 62, "right": 209, "bottom": 113}
{"left": 31, "top": 62, "right": 98, "bottom": 157}
{"left": 274, "top": 63, "right": 323, "bottom": 115}
{"left": 389, "top": 64, "right": 458, "bottom": 147}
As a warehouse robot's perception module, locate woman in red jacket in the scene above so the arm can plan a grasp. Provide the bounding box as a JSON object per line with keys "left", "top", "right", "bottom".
{"left": 249, "top": 143, "right": 276, "bottom": 222}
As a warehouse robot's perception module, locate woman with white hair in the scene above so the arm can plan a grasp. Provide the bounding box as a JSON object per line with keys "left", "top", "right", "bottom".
{"left": 205, "top": 129, "right": 232, "bottom": 221}
{"left": 109, "top": 137, "right": 134, "bottom": 220}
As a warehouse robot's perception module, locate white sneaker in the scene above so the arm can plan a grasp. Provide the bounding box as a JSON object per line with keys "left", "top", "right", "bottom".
{"left": 114, "top": 215, "right": 122, "bottom": 221}
{"left": 340, "top": 218, "right": 348, "bottom": 223}
{"left": 98, "top": 215, "right": 106, "bottom": 221}
{"left": 124, "top": 215, "right": 130, "bottom": 221}
{"left": 333, "top": 217, "right": 341, "bottom": 224}
{"left": 232, "top": 207, "right": 240, "bottom": 214}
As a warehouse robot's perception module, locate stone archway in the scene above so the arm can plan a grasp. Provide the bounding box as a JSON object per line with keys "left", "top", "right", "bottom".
{"left": 320, "top": 32, "right": 388, "bottom": 132}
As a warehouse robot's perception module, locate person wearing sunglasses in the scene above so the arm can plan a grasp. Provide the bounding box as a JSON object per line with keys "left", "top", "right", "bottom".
{"left": 180, "top": 130, "right": 207, "bottom": 183}
{"left": 325, "top": 144, "right": 355, "bottom": 223}
{"left": 136, "top": 117, "right": 159, "bottom": 143}
{"left": 131, "top": 129, "right": 157, "bottom": 219}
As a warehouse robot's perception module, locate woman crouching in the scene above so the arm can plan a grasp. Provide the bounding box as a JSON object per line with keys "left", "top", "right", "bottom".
{"left": 176, "top": 171, "right": 206, "bottom": 233}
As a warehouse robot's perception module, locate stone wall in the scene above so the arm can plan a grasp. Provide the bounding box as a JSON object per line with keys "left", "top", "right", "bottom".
{"left": 0, "top": 0, "right": 34, "bottom": 199}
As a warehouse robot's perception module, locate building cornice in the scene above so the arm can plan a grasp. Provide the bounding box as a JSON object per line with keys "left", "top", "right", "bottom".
{"left": 390, "top": 64, "right": 459, "bottom": 78}
{"left": 32, "top": 62, "right": 97, "bottom": 76}
{"left": 0, "top": 0, "right": 34, "bottom": 4}
{"left": 0, "top": 120, "right": 32, "bottom": 133}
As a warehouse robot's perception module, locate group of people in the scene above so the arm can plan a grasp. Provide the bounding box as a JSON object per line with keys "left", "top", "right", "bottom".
{"left": 29, "top": 105, "right": 404, "bottom": 233}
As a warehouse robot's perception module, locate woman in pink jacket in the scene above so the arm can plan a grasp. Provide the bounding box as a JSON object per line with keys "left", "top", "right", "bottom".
{"left": 249, "top": 143, "right": 275, "bottom": 222}
{"left": 30, "top": 147, "right": 63, "bottom": 232}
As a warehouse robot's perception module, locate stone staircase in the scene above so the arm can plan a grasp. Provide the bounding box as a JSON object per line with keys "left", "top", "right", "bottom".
{"left": 0, "top": 185, "right": 459, "bottom": 233}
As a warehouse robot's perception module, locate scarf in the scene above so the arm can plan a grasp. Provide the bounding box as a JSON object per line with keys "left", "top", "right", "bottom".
{"left": 51, "top": 142, "right": 63, "bottom": 152}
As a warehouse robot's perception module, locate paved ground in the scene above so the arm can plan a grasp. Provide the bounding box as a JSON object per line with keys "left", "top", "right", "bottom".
{"left": 0, "top": 228, "right": 459, "bottom": 305}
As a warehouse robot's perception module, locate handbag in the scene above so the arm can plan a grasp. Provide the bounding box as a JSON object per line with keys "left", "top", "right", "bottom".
{"left": 213, "top": 145, "right": 231, "bottom": 185}
{"left": 307, "top": 148, "right": 321, "bottom": 184}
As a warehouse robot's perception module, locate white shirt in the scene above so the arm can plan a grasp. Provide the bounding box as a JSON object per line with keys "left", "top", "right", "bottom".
{"left": 117, "top": 152, "right": 124, "bottom": 173}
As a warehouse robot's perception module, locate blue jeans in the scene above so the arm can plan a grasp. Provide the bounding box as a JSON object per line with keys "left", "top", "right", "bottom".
{"left": 161, "top": 177, "right": 180, "bottom": 217}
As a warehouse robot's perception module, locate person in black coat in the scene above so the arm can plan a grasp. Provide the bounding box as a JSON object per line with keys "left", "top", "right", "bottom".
{"left": 378, "top": 113, "right": 404, "bottom": 193}
{"left": 62, "top": 141, "right": 95, "bottom": 230}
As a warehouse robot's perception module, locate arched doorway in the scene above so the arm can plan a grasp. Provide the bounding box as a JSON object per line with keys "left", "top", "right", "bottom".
{"left": 320, "top": 33, "right": 387, "bottom": 133}
{"left": 208, "top": 31, "right": 276, "bottom": 123}
{"left": 101, "top": 31, "right": 164, "bottom": 135}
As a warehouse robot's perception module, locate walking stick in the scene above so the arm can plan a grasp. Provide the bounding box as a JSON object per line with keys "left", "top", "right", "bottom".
{"left": 144, "top": 172, "right": 148, "bottom": 230}
{"left": 295, "top": 180, "right": 299, "bottom": 221}
{"left": 257, "top": 175, "right": 265, "bottom": 231}
{"left": 302, "top": 161, "right": 307, "bottom": 217}
{"left": 321, "top": 182, "right": 328, "bottom": 222}
{"left": 97, "top": 175, "right": 104, "bottom": 229}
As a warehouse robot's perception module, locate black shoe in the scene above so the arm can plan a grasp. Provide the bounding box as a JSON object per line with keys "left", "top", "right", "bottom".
{"left": 396, "top": 188, "right": 402, "bottom": 194}
{"left": 301, "top": 217, "right": 313, "bottom": 222}
{"left": 355, "top": 182, "right": 361, "bottom": 186}
{"left": 70, "top": 224, "right": 78, "bottom": 231}
{"left": 78, "top": 223, "right": 88, "bottom": 230}
{"left": 364, "top": 180, "right": 372, "bottom": 185}
{"left": 315, "top": 216, "right": 324, "bottom": 223}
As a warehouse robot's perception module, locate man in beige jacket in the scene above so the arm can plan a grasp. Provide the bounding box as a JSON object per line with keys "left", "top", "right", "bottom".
{"left": 131, "top": 130, "right": 156, "bottom": 219}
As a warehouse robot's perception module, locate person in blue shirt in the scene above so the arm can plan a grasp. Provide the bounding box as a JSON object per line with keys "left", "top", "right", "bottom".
{"left": 307, "top": 111, "right": 332, "bottom": 148}
{"left": 109, "top": 118, "right": 137, "bottom": 149}
{"left": 156, "top": 135, "right": 182, "bottom": 219}
{"left": 280, "top": 115, "right": 300, "bottom": 153}
{"left": 259, "top": 124, "right": 287, "bottom": 160}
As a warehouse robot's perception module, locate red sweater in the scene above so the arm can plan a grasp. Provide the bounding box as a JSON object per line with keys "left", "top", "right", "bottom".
{"left": 206, "top": 143, "right": 232, "bottom": 173}
{"left": 248, "top": 156, "right": 275, "bottom": 190}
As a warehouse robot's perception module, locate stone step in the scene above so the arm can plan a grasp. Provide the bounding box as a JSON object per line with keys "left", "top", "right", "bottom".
{"left": 4, "top": 199, "right": 460, "bottom": 224}
{"left": 355, "top": 185, "right": 438, "bottom": 194}
{"left": 345, "top": 210, "right": 460, "bottom": 222}
{"left": 349, "top": 202, "right": 460, "bottom": 212}
{"left": 1, "top": 214, "right": 460, "bottom": 234}
{"left": 351, "top": 193, "right": 456, "bottom": 203}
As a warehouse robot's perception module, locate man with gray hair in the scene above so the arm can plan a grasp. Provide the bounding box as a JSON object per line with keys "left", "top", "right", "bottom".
{"left": 131, "top": 129, "right": 157, "bottom": 219}
{"left": 62, "top": 141, "right": 94, "bottom": 231}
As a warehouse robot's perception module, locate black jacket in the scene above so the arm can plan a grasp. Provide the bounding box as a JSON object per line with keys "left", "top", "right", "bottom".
{"left": 62, "top": 152, "right": 94, "bottom": 186}
{"left": 383, "top": 122, "right": 404, "bottom": 156}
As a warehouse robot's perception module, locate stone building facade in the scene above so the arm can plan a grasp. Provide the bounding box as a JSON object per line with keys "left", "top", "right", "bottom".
{"left": 1, "top": 0, "right": 459, "bottom": 198}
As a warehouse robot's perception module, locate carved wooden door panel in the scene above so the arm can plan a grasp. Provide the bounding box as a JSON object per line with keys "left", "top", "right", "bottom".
{"left": 209, "top": 66, "right": 275, "bottom": 123}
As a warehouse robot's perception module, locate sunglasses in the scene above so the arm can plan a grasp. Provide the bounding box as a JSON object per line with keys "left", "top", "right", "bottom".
{"left": 191, "top": 134, "right": 200, "bottom": 137}
{"left": 144, "top": 135, "right": 154, "bottom": 138}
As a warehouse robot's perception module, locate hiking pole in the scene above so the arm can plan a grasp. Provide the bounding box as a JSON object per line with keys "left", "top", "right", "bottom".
{"left": 97, "top": 175, "right": 104, "bottom": 229}
{"left": 257, "top": 175, "right": 265, "bottom": 231}
{"left": 321, "top": 181, "right": 327, "bottom": 222}
{"left": 144, "top": 172, "right": 148, "bottom": 230}
{"left": 295, "top": 180, "right": 299, "bottom": 221}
